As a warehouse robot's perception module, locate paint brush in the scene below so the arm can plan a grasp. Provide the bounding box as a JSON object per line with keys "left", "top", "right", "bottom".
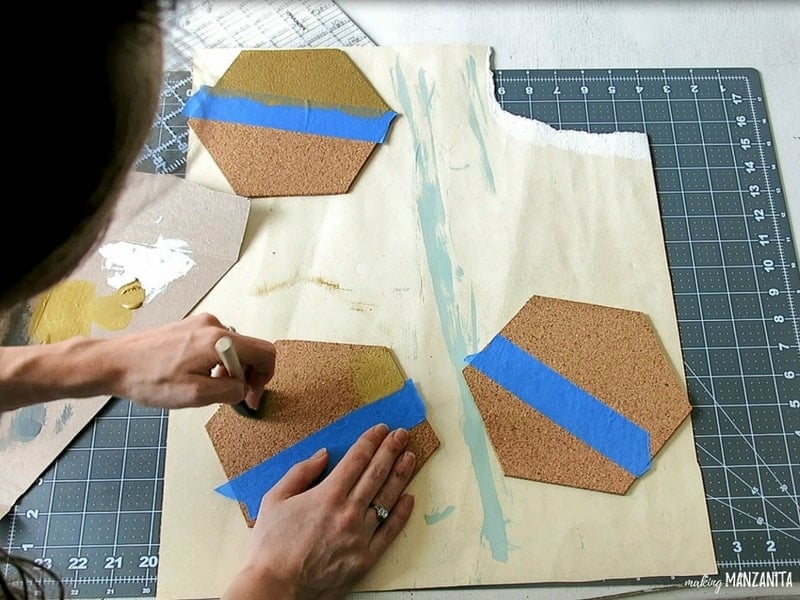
{"left": 215, "top": 335, "right": 259, "bottom": 418}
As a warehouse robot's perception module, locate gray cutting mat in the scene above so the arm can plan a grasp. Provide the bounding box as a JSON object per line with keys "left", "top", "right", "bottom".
{"left": 493, "top": 68, "right": 799, "bottom": 576}
{"left": 2, "top": 67, "right": 798, "bottom": 596}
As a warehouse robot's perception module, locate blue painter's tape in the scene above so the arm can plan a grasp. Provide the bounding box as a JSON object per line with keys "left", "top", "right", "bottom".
{"left": 216, "top": 379, "right": 426, "bottom": 521}
{"left": 183, "top": 86, "right": 397, "bottom": 143}
{"left": 466, "top": 335, "right": 651, "bottom": 477}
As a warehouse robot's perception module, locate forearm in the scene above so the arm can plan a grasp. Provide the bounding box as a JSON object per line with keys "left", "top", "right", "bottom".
{"left": 0, "top": 337, "right": 121, "bottom": 411}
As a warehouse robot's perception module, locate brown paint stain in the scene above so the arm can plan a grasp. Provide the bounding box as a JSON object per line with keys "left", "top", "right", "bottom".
{"left": 350, "top": 302, "right": 377, "bottom": 313}
{"left": 29, "top": 279, "right": 145, "bottom": 344}
{"left": 253, "top": 276, "right": 349, "bottom": 296}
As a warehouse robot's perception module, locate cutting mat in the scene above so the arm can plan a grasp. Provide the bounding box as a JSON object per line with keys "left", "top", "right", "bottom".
{"left": 2, "top": 66, "right": 797, "bottom": 596}
{"left": 493, "top": 68, "right": 799, "bottom": 576}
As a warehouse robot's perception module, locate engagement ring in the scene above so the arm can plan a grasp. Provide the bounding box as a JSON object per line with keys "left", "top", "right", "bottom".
{"left": 370, "top": 504, "right": 389, "bottom": 524}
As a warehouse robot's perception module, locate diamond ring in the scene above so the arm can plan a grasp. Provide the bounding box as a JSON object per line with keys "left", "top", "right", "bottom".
{"left": 370, "top": 503, "right": 389, "bottom": 524}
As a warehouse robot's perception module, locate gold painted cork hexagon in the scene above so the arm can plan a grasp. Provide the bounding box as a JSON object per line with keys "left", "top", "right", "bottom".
{"left": 185, "top": 49, "right": 398, "bottom": 198}
{"left": 206, "top": 339, "right": 440, "bottom": 526}
{"left": 463, "top": 295, "right": 691, "bottom": 495}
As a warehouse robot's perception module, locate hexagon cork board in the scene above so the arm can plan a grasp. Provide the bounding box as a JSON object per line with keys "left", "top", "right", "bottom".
{"left": 463, "top": 295, "right": 691, "bottom": 494}
{"left": 183, "top": 49, "right": 397, "bottom": 197}
{"left": 206, "top": 340, "right": 440, "bottom": 525}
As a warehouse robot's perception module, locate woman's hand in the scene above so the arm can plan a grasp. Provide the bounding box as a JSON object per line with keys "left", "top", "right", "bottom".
{"left": 223, "top": 424, "right": 417, "bottom": 600}
{"left": 0, "top": 313, "right": 276, "bottom": 411}
{"left": 106, "top": 313, "right": 276, "bottom": 409}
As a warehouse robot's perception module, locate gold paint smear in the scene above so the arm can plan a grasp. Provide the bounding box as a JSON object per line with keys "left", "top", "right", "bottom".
{"left": 350, "top": 346, "right": 405, "bottom": 405}
{"left": 216, "top": 49, "right": 390, "bottom": 112}
{"left": 29, "top": 279, "right": 144, "bottom": 344}
{"left": 29, "top": 280, "right": 95, "bottom": 343}
{"left": 118, "top": 279, "right": 145, "bottom": 309}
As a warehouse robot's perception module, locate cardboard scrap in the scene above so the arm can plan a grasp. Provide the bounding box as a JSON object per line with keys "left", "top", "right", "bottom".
{"left": 205, "top": 339, "right": 440, "bottom": 526}
{"left": 0, "top": 172, "right": 250, "bottom": 518}
{"left": 185, "top": 49, "right": 397, "bottom": 197}
{"left": 463, "top": 295, "right": 692, "bottom": 494}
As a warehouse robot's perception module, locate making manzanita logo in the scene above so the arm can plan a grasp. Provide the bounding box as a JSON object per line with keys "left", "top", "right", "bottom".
{"left": 685, "top": 571, "right": 793, "bottom": 593}
{"left": 725, "top": 571, "right": 793, "bottom": 588}
{"left": 685, "top": 574, "right": 723, "bottom": 593}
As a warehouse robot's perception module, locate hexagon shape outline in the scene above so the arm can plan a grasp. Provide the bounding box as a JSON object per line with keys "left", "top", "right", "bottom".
{"left": 185, "top": 49, "right": 397, "bottom": 197}
{"left": 463, "top": 295, "right": 691, "bottom": 495}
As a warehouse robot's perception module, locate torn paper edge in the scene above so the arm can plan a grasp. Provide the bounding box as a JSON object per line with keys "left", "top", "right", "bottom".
{"left": 483, "top": 47, "right": 651, "bottom": 160}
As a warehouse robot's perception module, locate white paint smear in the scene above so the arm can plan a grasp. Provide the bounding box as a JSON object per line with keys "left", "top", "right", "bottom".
{"left": 99, "top": 236, "right": 196, "bottom": 302}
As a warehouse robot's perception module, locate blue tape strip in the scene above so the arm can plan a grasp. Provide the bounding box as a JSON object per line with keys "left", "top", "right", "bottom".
{"left": 183, "top": 86, "right": 397, "bottom": 143}
{"left": 466, "top": 335, "right": 651, "bottom": 477}
{"left": 216, "top": 379, "right": 426, "bottom": 521}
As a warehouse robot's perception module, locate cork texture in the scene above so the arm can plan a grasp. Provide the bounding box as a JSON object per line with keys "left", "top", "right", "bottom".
{"left": 465, "top": 295, "right": 691, "bottom": 494}
{"left": 206, "top": 340, "right": 440, "bottom": 526}
{"left": 188, "top": 119, "right": 375, "bottom": 197}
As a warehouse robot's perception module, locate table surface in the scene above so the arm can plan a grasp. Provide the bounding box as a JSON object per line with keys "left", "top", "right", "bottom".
{"left": 334, "top": 1, "right": 799, "bottom": 598}
{"left": 337, "top": 0, "right": 799, "bottom": 244}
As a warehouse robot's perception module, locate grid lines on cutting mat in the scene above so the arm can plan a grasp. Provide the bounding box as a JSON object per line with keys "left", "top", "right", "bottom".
{"left": 494, "top": 67, "right": 799, "bottom": 576}
{"left": 2, "top": 399, "right": 166, "bottom": 597}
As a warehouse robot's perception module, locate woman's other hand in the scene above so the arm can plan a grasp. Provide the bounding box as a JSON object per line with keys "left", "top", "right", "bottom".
{"left": 224, "top": 424, "right": 417, "bottom": 600}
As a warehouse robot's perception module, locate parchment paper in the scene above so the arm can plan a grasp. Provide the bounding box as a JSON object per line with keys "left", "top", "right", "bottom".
{"left": 157, "top": 45, "right": 716, "bottom": 598}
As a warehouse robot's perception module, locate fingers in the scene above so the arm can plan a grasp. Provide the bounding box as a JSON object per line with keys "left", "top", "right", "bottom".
{"left": 348, "top": 427, "right": 411, "bottom": 509}
{"left": 369, "top": 493, "right": 415, "bottom": 556}
{"left": 222, "top": 334, "right": 275, "bottom": 410}
{"left": 326, "top": 424, "right": 390, "bottom": 493}
{"left": 197, "top": 315, "right": 275, "bottom": 409}
{"left": 193, "top": 375, "right": 244, "bottom": 406}
{"left": 364, "top": 449, "right": 416, "bottom": 530}
{"left": 235, "top": 336, "right": 276, "bottom": 409}
{"left": 268, "top": 448, "right": 329, "bottom": 501}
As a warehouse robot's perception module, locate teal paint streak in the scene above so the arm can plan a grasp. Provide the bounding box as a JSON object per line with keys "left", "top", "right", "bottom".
{"left": 464, "top": 55, "right": 496, "bottom": 193}
{"left": 424, "top": 504, "right": 455, "bottom": 524}
{"left": 469, "top": 286, "right": 479, "bottom": 351}
{"left": 392, "top": 61, "right": 510, "bottom": 562}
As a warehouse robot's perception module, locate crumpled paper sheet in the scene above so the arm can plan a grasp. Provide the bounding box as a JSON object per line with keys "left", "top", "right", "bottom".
{"left": 157, "top": 45, "right": 716, "bottom": 598}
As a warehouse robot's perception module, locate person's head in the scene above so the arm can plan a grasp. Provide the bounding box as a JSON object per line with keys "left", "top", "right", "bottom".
{"left": 1, "top": 1, "right": 164, "bottom": 312}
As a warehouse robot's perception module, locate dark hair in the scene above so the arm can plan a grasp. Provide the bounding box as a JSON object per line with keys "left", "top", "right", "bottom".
{"left": 0, "top": 1, "right": 163, "bottom": 311}
{"left": 0, "top": 1, "right": 164, "bottom": 595}
{"left": 0, "top": 549, "right": 65, "bottom": 599}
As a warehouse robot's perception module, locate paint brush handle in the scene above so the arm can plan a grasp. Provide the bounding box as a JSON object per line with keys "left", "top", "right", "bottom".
{"left": 215, "top": 335, "right": 246, "bottom": 383}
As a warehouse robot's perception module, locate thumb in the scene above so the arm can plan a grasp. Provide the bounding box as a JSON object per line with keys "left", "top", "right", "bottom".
{"left": 270, "top": 448, "right": 329, "bottom": 499}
